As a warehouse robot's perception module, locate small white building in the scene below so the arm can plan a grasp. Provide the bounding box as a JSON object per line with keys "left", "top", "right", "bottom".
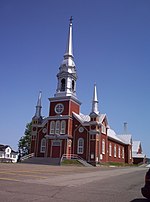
{"left": 0, "top": 144, "right": 18, "bottom": 163}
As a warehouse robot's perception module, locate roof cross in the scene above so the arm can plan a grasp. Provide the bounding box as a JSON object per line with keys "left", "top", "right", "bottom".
{"left": 70, "top": 16, "right": 73, "bottom": 24}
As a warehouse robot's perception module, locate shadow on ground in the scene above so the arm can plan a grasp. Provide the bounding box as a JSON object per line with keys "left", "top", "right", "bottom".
{"left": 130, "top": 199, "right": 150, "bottom": 202}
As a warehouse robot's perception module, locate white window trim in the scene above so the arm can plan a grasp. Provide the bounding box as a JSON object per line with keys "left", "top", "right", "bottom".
{"left": 118, "top": 146, "right": 121, "bottom": 158}
{"left": 109, "top": 143, "right": 112, "bottom": 157}
{"left": 129, "top": 149, "right": 132, "bottom": 160}
{"left": 101, "top": 125, "right": 106, "bottom": 134}
{"left": 50, "top": 121, "right": 55, "bottom": 134}
{"left": 40, "top": 138, "right": 46, "bottom": 153}
{"left": 114, "top": 144, "right": 117, "bottom": 158}
{"left": 102, "top": 139, "right": 105, "bottom": 154}
{"left": 122, "top": 148, "right": 124, "bottom": 159}
{"left": 60, "top": 120, "right": 66, "bottom": 134}
{"left": 52, "top": 140, "right": 61, "bottom": 146}
{"left": 77, "top": 138, "right": 84, "bottom": 154}
{"left": 55, "top": 120, "right": 60, "bottom": 135}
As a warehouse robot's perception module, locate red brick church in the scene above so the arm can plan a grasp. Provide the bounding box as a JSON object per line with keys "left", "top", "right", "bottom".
{"left": 30, "top": 18, "right": 132, "bottom": 166}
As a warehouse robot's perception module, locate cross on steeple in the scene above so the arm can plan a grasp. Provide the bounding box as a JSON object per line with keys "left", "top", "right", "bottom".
{"left": 70, "top": 16, "right": 73, "bottom": 24}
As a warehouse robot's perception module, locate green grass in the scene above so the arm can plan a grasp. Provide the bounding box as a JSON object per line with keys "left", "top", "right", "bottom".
{"left": 61, "top": 159, "right": 83, "bottom": 166}
{"left": 99, "top": 162, "right": 137, "bottom": 167}
{"left": 61, "top": 160, "right": 138, "bottom": 167}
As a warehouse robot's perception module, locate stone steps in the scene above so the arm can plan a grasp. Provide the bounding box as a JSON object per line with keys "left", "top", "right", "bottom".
{"left": 78, "top": 159, "right": 93, "bottom": 167}
{"left": 21, "top": 157, "right": 61, "bottom": 165}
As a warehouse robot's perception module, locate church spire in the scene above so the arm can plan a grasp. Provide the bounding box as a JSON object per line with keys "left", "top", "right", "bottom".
{"left": 64, "top": 16, "right": 73, "bottom": 59}
{"left": 35, "top": 91, "right": 42, "bottom": 118}
{"left": 91, "top": 84, "right": 99, "bottom": 114}
{"left": 55, "top": 17, "right": 77, "bottom": 98}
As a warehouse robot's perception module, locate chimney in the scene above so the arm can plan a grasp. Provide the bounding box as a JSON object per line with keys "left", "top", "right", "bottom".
{"left": 124, "top": 122, "right": 128, "bottom": 134}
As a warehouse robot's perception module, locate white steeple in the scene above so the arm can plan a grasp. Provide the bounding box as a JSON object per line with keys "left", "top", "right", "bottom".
{"left": 35, "top": 91, "right": 42, "bottom": 118}
{"left": 55, "top": 17, "right": 77, "bottom": 98}
{"left": 91, "top": 84, "right": 99, "bottom": 114}
{"left": 64, "top": 16, "right": 73, "bottom": 59}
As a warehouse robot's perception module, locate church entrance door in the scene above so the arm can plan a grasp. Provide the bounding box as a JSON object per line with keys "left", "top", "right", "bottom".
{"left": 51, "top": 140, "right": 61, "bottom": 158}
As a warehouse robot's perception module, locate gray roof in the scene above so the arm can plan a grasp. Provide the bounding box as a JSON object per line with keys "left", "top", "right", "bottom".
{"left": 0, "top": 144, "right": 18, "bottom": 153}
{"left": 107, "top": 128, "right": 125, "bottom": 144}
{"left": 132, "top": 141, "right": 141, "bottom": 153}
{"left": 0, "top": 144, "right": 10, "bottom": 151}
{"left": 117, "top": 134, "right": 132, "bottom": 145}
{"left": 79, "top": 113, "right": 91, "bottom": 123}
{"left": 73, "top": 112, "right": 106, "bottom": 125}
{"left": 73, "top": 113, "right": 134, "bottom": 146}
{"left": 132, "top": 152, "right": 145, "bottom": 158}
{"left": 132, "top": 141, "right": 145, "bottom": 158}
{"left": 73, "top": 113, "right": 131, "bottom": 145}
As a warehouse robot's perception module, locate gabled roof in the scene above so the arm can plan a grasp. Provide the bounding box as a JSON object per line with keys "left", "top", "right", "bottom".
{"left": 117, "top": 134, "right": 132, "bottom": 145}
{"left": 73, "top": 112, "right": 106, "bottom": 125}
{"left": 0, "top": 144, "right": 17, "bottom": 153}
{"left": 99, "top": 114, "right": 107, "bottom": 124}
{"left": 132, "top": 141, "right": 145, "bottom": 159}
{"left": 79, "top": 113, "right": 91, "bottom": 123}
{"left": 107, "top": 128, "right": 125, "bottom": 144}
{"left": 0, "top": 144, "right": 10, "bottom": 151}
{"left": 73, "top": 113, "right": 134, "bottom": 146}
{"left": 72, "top": 112, "right": 90, "bottom": 124}
{"left": 132, "top": 141, "right": 141, "bottom": 153}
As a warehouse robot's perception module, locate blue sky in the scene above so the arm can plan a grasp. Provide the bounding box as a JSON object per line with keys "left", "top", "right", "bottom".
{"left": 0, "top": 0, "right": 150, "bottom": 157}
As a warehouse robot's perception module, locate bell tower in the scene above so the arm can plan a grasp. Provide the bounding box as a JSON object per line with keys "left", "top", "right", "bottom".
{"left": 49, "top": 17, "right": 81, "bottom": 118}
{"left": 47, "top": 17, "right": 81, "bottom": 159}
{"left": 55, "top": 16, "right": 77, "bottom": 99}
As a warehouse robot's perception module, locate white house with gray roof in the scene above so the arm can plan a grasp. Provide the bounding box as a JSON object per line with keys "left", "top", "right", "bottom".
{"left": 0, "top": 145, "right": 18, "bottom": 163}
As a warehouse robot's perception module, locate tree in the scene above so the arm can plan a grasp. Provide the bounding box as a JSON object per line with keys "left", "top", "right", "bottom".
{"left": 18, "top": 122, "right": 32, "bottom": 156}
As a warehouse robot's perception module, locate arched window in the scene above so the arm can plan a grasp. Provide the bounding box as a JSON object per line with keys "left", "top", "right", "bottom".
{"left": 101, "top": 125, "right": 106, "bottom": 134}
{"left": 77, "top": 138, "right": 84, "bottom": 154}
{"left": 102, "top": 139, "right": 105, "bottom": 154}
{"left": 40, "top": 138, "right": 46, "bottom": 153}
{"left": 129, "top": 149, "right": 132, "bottom": 160}
{"left": 60, "top": 120, "right": 66, "bottom": 134}
{"left": 50, "top": 121, "right": 55, "bottom": 134}
{"left": 122, "top": 147, "right": 124, "bottom": 159}
{"left": 118, "top": 146, "right": 121, "bottom": 158}
{"left": 55, "top": 120, "right": 60, "bottom": 134}
{"left": 109, "top": 143, "right": 112, "bottom": 157}
{"left": 72, "top": 80, "right": 75, "bottom": 92}
{"left": 114, "top": 144, "right": 117, "bottom": 157}
{"left": 61, "top": 78, "right": 65, "bottom": 91}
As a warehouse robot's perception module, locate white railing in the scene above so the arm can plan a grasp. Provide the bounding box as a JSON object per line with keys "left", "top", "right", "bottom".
{"left": 20, "top": 153, "right": 34, "bottom": 161}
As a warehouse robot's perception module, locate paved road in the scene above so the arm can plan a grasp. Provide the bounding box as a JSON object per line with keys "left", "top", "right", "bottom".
{"left": 0, "top": 164, "right": 149, "bottom": 202}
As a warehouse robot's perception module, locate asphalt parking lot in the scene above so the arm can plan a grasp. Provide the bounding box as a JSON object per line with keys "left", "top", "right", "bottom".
{"left": 0, "top": 163, "right": 103, "bottom": 181}
{"left": 0, "top": 163, "right": 147, "bottom": 202}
